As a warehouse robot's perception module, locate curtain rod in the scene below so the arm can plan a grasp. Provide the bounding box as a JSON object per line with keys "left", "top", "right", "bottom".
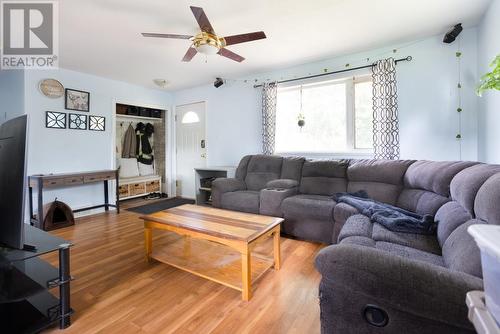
{"left": 253, "top": 56, "right": 412, "bottom": 88}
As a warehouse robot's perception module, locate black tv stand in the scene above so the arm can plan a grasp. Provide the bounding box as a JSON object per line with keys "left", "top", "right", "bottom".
{"left": 22, "top": 244, "right": 37, "bottom": 252}
{"left": 0, "top": 224, "right": 73, "bottom": 333}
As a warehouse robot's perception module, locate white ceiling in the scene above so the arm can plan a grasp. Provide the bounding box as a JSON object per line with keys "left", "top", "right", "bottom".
{"left": 59, "top": 0, "right": 491, "bottom": 91}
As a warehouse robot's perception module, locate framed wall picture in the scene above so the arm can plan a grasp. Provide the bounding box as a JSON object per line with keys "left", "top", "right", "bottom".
{"left": 89, "top": 115, "right": 105, "bottom": 131}
{"left": 69, "top": 113, "right": 87, "bottom": 130}
{"left": 46, "top": 111, "right": 67, "bottom": 129}
{"left": 65, "top": 88, "right": 90, "bottom": 112}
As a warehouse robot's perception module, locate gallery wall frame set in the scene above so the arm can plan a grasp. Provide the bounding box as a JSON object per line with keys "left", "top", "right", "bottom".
{"left": 46, "top": 111, "right": 105, "bottom": 132}
{"left": 42, "top": 81, "right": 103, "bottom": 131}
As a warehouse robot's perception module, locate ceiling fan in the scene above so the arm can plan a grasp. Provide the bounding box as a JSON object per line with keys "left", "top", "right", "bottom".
{"left": 141, "top": 6, "right": 266, "bottom": 63}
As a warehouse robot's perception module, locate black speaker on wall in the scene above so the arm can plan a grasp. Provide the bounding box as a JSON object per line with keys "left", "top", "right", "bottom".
{"left": 214, "top": 77, "right": 224, "bottom": 88}
{"left": 443, "top": 23, "right": 463, "bottom": 44}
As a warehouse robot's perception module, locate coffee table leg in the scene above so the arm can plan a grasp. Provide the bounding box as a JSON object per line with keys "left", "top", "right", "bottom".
{"left": 241, "top": 250, "right": 251, "bottom": 301}
{"left": 183, "top": 236, "right": 191, "bottom": 256}
{"left": 144, "top": 224, "right": 152, "bottom": 262}
{"left": 273, "top": 228, "right": 281, "bottom": 270}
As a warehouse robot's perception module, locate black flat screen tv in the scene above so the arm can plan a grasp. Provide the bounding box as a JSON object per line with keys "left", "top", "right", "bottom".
{"left": 0, "top": 115, "right": 28, "bottom": 249}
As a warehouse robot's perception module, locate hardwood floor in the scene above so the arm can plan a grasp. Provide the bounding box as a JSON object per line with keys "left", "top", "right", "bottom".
{"left": 43, "top": 199, "right": 323, "bottom": 334}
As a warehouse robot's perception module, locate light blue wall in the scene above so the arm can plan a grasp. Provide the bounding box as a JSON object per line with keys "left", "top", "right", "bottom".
{"left": 174, "top": 81, "right": 261, "bottom": 167}
{"left": 0, "top": 70, "right": 25, "bottom": 123}
{"left": 477, "top": 0, "right": 500, "bottom": 163}
{"left": 174, "top": 28, "right": 479, "bottom": 165}
{"left": 24, "top": 68, "right": 172, "bottom": 215}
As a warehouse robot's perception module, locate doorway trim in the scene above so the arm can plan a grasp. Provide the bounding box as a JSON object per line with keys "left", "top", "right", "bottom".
{"left": 111, "top": 98, "right": 173, "bottom": 198}
{"left": 172, "top": 100, "right": 208, "bottom": 198}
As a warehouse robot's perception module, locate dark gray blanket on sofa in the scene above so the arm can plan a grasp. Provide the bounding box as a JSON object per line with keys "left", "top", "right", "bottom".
{"left": 333, "top": 191, "right": 437, "bottom": 235}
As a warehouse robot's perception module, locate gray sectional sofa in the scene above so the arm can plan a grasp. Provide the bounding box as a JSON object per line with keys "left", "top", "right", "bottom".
{"left": 212, "top": 154, "right": 500, "bottom": 334}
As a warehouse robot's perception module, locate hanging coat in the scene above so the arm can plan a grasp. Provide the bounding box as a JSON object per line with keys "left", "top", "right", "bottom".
{"left": 136, "top": 122, "right": 154, "bottom": 165}
{"left": 121, "top": 124, "right": 137, "bottom": 158}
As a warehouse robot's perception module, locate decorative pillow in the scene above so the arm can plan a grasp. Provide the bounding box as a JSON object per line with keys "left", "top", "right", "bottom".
{"left": 138, "top": 162, "right": 154, "bottom": 176}
{"left": 119, "top": 158, "right": 140, "bottom": 178}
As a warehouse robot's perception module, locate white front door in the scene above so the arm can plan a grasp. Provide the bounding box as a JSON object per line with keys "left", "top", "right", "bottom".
{"left": 175, "top": 102, "right": 206, "bottom": 198}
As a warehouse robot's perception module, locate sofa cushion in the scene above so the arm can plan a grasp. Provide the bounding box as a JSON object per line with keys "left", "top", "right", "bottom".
{"left": 347, "top": 159, "right": 414, "bottom": 205}
{"left": 347, "top": 182, "right": 402, "bottom": 205}
{"left": 338, "top": 214, "right": 441, "bottom": 254}
{"left": 235, "top": 155, "right": 252, "bottom": 180}
{"left": 372, "top": 224, "right": 441, "bottom": 255}
{"left": 442, "top": 220, "right": 482, "bottom": 278}
{"left": 474, "top": 172, "right": 500, "bottom": 225}
{"left": 404, "top": 160, "right": 479, "bottom": 197}
{"left": 282, "top": 217, "right": 334, "bottom": 244}
{"left": 245, "top": 155, "right": 283, "bottom": 191}
{"left": 435, "top": 201, "right": 473, "bottom": 247}
{"left": 266, "top": 179, "right": 299, "bottom": 189}
{"left": 375, "top": 242, "right": 445, "bottom": 267}
{"left": 348, "top": 159, "right": 415, "bottom": 185}
{"left": 299, "top": 160, "right": 348, "bottom": 195}
{"left": 333, "top": 202, "right": 359, "bottom": 226}
{"left": 282, "top": 194, "right": 336, "bottom": 221}
{"left": 339, "top": 231, "right": 445, "bottom": 267}
{"left": 281, "top": 156, "right": 305, "bottom": 181}
{"left": 220, "top": 190, "right": 260, "bottom": 214}
{"left": 339, "top": 235, "right": 376, "bottom": 247}
{"left": 396, "top": 189, "right": 449, "bottom": 216}
{"left": 337, "top": 214, "right": 372, "bottom": 241}
{"left": 451, "top": 164, "right": 500, "bottom": 215}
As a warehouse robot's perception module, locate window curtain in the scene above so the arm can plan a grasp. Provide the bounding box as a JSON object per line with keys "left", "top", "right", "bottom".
{"left": 372, "top": 58, "right": 400, "bottom": 159}
{"left": 261, "top": 82, "right": 278, "bottom": 155}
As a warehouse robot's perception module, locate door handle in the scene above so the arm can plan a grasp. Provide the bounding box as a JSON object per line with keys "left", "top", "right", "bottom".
{"left": 201, "top": 139, "right": 205, "bottom": 148}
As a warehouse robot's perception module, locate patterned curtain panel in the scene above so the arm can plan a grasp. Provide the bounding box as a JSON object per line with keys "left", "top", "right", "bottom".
{"left": 372, "top": 58, "right": 400, "bottom": 160}
{"left": 261, "top": 82, "right": 278, "bottom": 155}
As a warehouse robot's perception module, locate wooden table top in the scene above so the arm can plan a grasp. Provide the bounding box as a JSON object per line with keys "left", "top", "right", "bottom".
{"left": 141, "top": 204, "right": 283, "bottom": 242}
{"left": 29, "top": 169, "right": 117, "bottom": 179}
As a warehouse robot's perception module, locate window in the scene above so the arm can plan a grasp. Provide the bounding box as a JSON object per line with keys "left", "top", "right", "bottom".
{"left": 275, "top": 75, "right": 373, "bottom": 154}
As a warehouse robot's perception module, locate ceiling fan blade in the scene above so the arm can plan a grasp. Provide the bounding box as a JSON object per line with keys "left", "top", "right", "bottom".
{"left": 190, "top": 6, "right": 215, "bottom": 34}
{"left": 182, "top": 47, "right": 198, "bottom": 62}
{"left": 222, "top": 31, "right": 266, "bottom": 46}
{"left": 217, "top": 48, "right": 245, "bottom": 62}
{"left": 142, "top": 33, "right": 192, "bottom": 39}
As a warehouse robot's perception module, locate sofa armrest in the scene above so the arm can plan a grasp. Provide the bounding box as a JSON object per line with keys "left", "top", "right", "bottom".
{"left": 265, "top": 179, "right": 299, "bottom": 189}
{"left": 211, "top": 178, "right": 246, "bottom": 208}
{"left": 260, "top": 188, "right": 298, "bottom": 217}
{"left": 315, "top": 243, "right": 483, "bottom": 329}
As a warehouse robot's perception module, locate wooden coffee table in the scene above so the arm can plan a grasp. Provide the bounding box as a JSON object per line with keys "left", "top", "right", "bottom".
{"left": 140, "top": 204, "right": 283, "bottom": 301}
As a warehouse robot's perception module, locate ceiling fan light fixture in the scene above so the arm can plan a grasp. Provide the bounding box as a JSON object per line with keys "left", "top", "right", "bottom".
{"left": 192, "top": 32, "right": 222, "bottom": 55}
{"left": 195, "top": 43, "right": 219, "bottom": 55}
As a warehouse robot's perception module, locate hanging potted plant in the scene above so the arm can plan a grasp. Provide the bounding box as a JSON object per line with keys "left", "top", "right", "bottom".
{"left": 476, "top": 54, "right": 500, "bottom": 96}
{"left": 297, "top": 113, "right": 305, "bottom": 128}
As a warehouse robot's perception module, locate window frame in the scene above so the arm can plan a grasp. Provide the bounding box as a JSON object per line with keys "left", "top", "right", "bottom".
{"left": 274, "top": 72, "right": 374, "bottom": 156}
